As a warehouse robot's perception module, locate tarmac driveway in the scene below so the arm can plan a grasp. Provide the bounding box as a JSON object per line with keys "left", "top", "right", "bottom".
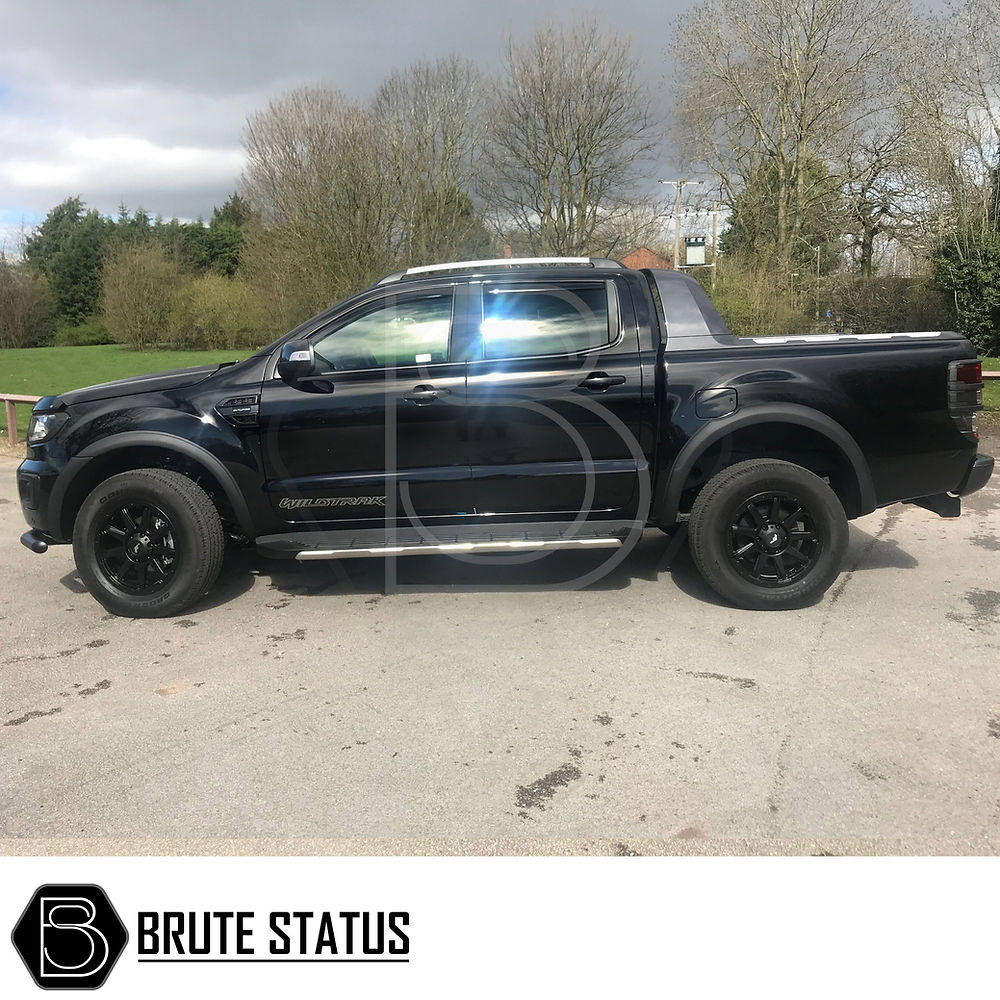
{"left": 1, "top": 444, "right": 998, "bottom": 855}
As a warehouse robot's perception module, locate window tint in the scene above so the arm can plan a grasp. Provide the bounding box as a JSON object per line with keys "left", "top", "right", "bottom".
{"left": 481, "top": 282, "right": 611, "bottom": 360}
{"left": 312, "top": 292, "right": 453, "bottom": 371}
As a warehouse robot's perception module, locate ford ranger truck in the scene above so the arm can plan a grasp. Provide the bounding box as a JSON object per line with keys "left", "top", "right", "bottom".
{"left": 16, "top": 257, "right": 994, "bottom": 616}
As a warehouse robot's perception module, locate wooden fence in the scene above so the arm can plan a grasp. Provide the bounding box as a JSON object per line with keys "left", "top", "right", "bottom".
{"left": 1, "top": 394, "right": 41, "bottom": 446}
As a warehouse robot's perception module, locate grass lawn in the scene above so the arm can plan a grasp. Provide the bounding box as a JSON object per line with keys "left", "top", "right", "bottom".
{"left": 1, "top": 344, "right": 246, "bottom": 441}
{"left": 982, "top": 357, "right": 1000, "bottom": 419}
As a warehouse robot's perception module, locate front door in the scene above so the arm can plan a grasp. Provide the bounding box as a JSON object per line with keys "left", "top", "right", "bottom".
{"left": 465, "top": 278, "right": 644, "bottom": 518}
{"left": 260, "top": 286, "right": 471, "bottom": 524}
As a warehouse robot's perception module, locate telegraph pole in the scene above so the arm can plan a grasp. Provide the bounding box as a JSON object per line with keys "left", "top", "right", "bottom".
{"left": 659, "top": 179, "right": 702, "bottom": 270}
{"left": 813, "top": 244, "right": 820, "bottom": 321}
{"left": 795, "top": 235, "right": 822, "bottom": 322}
{"left": 711, "top": 201, "right": 719, "bottom": 290}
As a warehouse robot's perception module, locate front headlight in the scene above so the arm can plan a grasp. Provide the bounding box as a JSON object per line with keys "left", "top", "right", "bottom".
{"left": 27, "top": 412, "right": 69, "bottom": 445}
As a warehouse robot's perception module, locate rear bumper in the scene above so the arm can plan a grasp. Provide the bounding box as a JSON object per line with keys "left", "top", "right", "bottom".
{"left": 957, "top": 452, "right": 994, "bottom": 496}
{"left": 905, "top": 452, "right": 993, "bottom": 518}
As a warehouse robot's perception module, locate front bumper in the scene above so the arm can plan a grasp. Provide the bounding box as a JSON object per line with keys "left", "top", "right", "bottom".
{"left": 16, "top": 458, "right": 63, "bottom": 541}
{"left": 20, "top": 530, "right": 53, "bottom": 553}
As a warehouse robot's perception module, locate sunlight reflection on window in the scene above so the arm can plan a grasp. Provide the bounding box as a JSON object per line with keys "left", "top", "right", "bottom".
{"left": 481, "top": 284, "right": 609, "bottom": 360}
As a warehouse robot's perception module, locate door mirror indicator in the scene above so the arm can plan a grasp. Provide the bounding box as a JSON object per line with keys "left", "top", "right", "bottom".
{"left": 277, "top": 341, "right": 315, "bottom": 382}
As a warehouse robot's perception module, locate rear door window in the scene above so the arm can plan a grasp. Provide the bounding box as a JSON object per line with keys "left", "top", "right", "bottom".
{"left": 480, "top": 282, "right": 612, "bottom": 360}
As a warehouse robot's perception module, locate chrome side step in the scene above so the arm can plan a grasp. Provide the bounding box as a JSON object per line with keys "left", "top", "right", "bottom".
{"left": 256, "top": 519, "right": 641, "bottom": 561}
{"left": 295, "top": 536, "right": 622, "bottom": 561}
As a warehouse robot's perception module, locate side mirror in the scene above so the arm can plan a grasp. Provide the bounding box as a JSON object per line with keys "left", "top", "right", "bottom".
{"left": 277, "top": 341, "right": 315, "bottom": 382}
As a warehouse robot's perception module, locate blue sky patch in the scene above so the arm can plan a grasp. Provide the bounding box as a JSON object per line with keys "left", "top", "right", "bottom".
{"left": 0, "top": 206, "right": 45, "bottom": 226}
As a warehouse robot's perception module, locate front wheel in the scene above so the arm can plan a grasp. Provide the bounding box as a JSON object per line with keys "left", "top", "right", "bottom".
{"left": 688, "top": 459, "right": 849, "bottom": 610}
{"left": 73, "top": 468, "right": 225, "bottom": 618}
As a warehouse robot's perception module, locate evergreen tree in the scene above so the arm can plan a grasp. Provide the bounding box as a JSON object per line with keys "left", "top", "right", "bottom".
{"left": 211, "top": 192, "right": 252, "bottom": 229}
{"left": 932, "top": 230, "right": 1000, "bottom": 356}
{"left": 23, "top": 197, "right": 109, "bottom": 324}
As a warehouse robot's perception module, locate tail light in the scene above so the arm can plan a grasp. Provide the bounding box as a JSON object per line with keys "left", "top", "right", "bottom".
{"left": 948, "top": 359, "right": 983, "bottom": 441}
{"left": 955, "top": 361, "right": 982, "bottom": 384}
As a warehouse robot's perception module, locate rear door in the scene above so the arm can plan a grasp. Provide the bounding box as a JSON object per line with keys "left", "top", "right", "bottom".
{"left": 465, "top": 277, "right": 644, "bottom": 517}
{"left": 259, "top": 284, "right": 472, "bottom": 524}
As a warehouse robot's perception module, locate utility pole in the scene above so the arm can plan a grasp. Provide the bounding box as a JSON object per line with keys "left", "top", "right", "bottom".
{"left": 711, "top": 200, "right": 719, "bottom": 290}
{"left": 659, "top": 179, "right": 703, "bottom": 270}
{"left": 813, "top": 244, "right": 820, "bottom": 322}
{"left": 795, "top": 234, "right": 822, "bottom": 323}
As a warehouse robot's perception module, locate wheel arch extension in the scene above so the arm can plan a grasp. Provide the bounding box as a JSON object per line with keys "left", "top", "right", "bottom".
{"left": 52, "top": 432, "right": 256, "bottom": 540}
{"left": 653, "top": 404, "right": 877, "bottom": 526}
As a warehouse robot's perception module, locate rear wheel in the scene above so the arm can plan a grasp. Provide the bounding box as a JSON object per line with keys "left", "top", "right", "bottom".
{"left": 73, "top": 468, "right": 224, "bottom": 618}
{"left": 688, "top": 459, "right": 848, "bottom": 610}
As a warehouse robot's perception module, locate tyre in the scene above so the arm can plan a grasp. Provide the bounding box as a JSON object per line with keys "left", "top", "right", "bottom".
{"left": 73, "top": 468, "right": 225, "bottom": 618}
{"left": 688, "top": 459, "right": 848, "bottom": 610}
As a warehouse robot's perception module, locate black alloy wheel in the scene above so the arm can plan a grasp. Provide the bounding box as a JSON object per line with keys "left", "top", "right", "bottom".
{"left": 727, "top": 491, "right": 821, "bottom": 587}
{"left": 95, "top": 502, "right": 177, "bottom": 595}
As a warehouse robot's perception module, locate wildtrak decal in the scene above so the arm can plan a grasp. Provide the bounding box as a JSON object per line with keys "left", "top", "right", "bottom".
{"left": 279, "top": 496, "right": 387, "bottom": 509}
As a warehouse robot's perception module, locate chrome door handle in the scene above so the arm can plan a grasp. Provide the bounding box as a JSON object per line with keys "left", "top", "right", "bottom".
{"left": 403, "top": 384, "right": 445, "bottom": 403}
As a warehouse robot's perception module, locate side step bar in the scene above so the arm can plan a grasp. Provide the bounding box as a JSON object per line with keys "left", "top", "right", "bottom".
{"left": 296, "top": 536, "right": 621, "bottom": 561}
{"left": 256, "top": 520, "right": 641, "bottom": 562}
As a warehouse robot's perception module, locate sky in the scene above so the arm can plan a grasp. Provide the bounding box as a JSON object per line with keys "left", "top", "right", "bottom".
{"left": 0, "top": 0, "right": 701, "bottom": 253}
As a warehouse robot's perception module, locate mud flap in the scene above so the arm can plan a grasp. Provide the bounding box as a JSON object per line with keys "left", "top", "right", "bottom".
{"left": 905, "top": 494, "right": 961, "bottom": 518}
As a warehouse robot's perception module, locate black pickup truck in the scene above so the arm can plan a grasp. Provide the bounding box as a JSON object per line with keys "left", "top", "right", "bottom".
{"left": 16, "top": 257, "right": 994, "bottom": 616}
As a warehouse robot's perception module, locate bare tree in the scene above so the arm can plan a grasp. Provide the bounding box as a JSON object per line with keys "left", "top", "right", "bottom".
{"left": 670, "top": 0, "right": 917, "bottom": 267}
{"left": 0, "top": 255, "right": 55, "bottom": 348}
{"left": 240, "top": 86, "right": 396, "bottom": 324}
{"left": 373, "top": 57, "right": 493, "bottom": 265}
{"left": 484, "top": 20, "right": 659, "bottom": 256}
{"left": 591, "top": 196, "right": 673, "bottom": 259}
{"left": 909, "top": 0, "right": 1000, "bottom": 236}
{"left": 897, "top": 0, "right": 1000, "bottom": 352}
{"left": 101, "top": 243, "right": 179, "bottom": 351}
{"left": 843, "top": 132, "right": 905, "bottom": 276}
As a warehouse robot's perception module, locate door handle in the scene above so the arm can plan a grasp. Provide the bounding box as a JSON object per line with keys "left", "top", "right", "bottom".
{"left": 403, "top": 384, "right": 446, "bottom": 403}
{"left": 579, "top": 373, "right": 626, "bottom": 391}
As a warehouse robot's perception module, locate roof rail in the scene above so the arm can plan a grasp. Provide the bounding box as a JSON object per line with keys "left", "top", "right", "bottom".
{"left": 376, "top": 256, "right": 622, "bottom": 285}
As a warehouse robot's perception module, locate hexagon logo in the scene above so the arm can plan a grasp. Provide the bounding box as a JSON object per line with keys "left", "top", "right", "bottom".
{"left": 11, "top": 884, "right": 128, "bottom": 990}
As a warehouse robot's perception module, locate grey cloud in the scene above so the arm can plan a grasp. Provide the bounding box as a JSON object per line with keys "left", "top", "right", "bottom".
{"left": 1, "top": 0, "right": 697, "bottom": 221}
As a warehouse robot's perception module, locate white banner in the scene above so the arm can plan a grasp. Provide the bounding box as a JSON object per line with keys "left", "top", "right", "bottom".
{"left": 0, "top": 856, "right": 996, "bottom": 998}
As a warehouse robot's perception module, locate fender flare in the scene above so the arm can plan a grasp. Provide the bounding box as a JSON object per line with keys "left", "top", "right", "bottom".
{"left": 654, "top": 403, "right": 876, "bottom": 525}
{"left": 52, "top": 431, "right": 256, "bottom": 537}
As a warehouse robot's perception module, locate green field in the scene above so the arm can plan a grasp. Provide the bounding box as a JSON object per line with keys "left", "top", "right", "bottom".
{"left": 1, "top": 344, "right": 246, "bottom": 440}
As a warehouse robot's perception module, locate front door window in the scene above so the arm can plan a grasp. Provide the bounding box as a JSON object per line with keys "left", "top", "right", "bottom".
{"left": 312, "top": 292, "right": 454, "bottom": 372}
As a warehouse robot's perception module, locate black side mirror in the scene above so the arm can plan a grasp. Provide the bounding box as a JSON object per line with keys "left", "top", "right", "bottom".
{"left": 277, "top": 341, "right": 315, "bottom": 382}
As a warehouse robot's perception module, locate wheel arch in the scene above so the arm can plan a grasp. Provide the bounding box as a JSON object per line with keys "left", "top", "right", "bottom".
{"left": 654, "top": 404, "right": 876, "bottom": 526}
{"left": 52, "top": 432, "right": 255, "bottom": 540}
